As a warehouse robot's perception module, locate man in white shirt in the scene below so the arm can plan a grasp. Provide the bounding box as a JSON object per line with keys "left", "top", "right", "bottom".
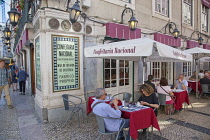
{"left": 174, "top": 74, "right": 188, "bottom": 90}
{"left": 198, "top": 70, "right": 204, "bottom": 78}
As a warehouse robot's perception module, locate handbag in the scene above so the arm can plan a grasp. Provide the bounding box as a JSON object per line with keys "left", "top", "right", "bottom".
{"left": 160, "top": 86, "right": 176, "bottom": 115}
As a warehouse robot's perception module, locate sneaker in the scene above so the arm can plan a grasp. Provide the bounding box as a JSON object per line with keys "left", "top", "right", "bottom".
{"left": 8, "top": 105, "right": 14, "bottom": 109}
{"left": 19, "top": 92, "right": 22, "bottom": 95}
{"left": 22, "top": 93, "right": 25, "bottom": 95}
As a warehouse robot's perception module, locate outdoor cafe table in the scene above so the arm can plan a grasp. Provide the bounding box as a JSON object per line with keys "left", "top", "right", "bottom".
{"left": 121, "top": 107, "right": 160, "bottom": 139}
{"left": 172, "top": 90, "right": 190, "bottom": 110}
{"left": 86, "top": 96, "right": 122, "bottom": 114}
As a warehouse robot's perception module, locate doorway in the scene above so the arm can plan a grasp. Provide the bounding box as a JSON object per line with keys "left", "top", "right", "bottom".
{"left": 103, "top": 59, "right": 133, "bottom": 100}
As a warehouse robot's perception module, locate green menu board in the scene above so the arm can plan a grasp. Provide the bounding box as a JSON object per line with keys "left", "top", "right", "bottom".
{"left": 35, "top": 37, "right": 41, "bottom": 90}
{"left": 52, "top": 36, "right": 79, "bottom": 91}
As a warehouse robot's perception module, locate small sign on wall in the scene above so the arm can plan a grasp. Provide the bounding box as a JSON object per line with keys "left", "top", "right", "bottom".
{"left": 52, "top": 35, "right": 80, "bottom": 91}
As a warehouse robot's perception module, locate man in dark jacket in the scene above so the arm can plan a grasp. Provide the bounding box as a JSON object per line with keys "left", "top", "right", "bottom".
{"left": 144, "top": 75, "right": 156, "bottom": 91}
{"left": 17, "top": 66, "right": 29, "bottom": 95}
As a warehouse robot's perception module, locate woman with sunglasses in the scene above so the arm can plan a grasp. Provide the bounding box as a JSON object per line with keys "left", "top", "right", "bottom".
{"left": 138, "top": 84, "right": 159, "bottom": 116}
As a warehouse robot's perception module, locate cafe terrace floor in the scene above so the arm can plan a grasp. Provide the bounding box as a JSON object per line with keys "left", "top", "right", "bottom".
{"left": 0, "top": 89, "right": 210, "bottom": 140}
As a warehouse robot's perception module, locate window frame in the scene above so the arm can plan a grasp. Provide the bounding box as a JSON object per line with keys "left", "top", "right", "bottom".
{"left": 201, "top": 5, "right": 208, "bottom": 32}
{"left": 155, "top": 0, "right": 170, "bottom": 17}
{"left": 103, "top": 0, "right": 135, "bottom": 10}
{"left": 103, "top": 59, "right": 131, "bottom": 89}
{"left": 182, "top": 62, "right": 192, "bottom": 78}
{"left": 182, "top": 0, "right": 193, "bottom": 26}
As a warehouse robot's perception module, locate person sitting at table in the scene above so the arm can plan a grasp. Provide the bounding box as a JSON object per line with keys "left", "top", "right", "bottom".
{"left": 174, "top": 74, "right": 188, "bottom": 90}
{"left": 138, "top": 84, "right": 159, "bottom": 134}
{"left": 200, "top": 73, "right": 210, "bottom": 84}
{"left": 157, "top": 77, "right": 174, "bottom": 115}
{"left": 138, "top": 84, "right": 159, "bottom": 116}
{"left": 198, "top": 70, "right": 204, "bottom": 78}
{"left": 189, "top": 71, "right": 201, "bottom": 81}
{"left": 144, "top": 75, "right": 156, "bottom": 91}
{"left": 91, "top": 88, "right": 132, "bottom": 140}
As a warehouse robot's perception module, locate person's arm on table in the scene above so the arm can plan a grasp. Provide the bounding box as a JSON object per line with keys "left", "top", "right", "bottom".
{"left": 105, "top": 99, "right": 121, "bottom": 118}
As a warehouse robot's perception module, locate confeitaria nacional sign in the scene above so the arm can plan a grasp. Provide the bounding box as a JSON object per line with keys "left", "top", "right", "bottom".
{"left": 52, "top": 36, "right": 79, "bottom": 91}
{"left": 35, "top": 37, "right": 41, "bottom": 90}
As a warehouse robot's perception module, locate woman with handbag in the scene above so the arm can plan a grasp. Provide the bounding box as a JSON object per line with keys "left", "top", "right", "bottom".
{"left": 157, "top": 77, "right": 175, "bottom": 115}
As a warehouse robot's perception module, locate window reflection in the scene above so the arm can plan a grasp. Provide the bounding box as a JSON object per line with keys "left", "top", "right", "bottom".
{"left": 104, "top": 59, "right": 116, "bottom": 88}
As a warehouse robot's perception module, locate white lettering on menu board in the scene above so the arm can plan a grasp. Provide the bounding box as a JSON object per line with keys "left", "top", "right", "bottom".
{"left": 52, "top": 36, "right": 79, "bottom": 91}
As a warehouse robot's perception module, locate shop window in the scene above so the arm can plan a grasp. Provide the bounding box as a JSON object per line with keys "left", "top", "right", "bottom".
{"left": 104, "top": 59, "right": 117, "bottom": 88}
{"left": 152, "top": 62, "right": 161, "bottom": 82}
{"left": 151, "top": 62, "right": 172, "bottom": 83}
{"left": 155, "top": 0, "right": 169, "bottom": 17}
{"left": 202, "top": 5, "right": 208, "bottom": 32}
{"left": 183, "top": 0, "right": 193, "bottom": 26}
{"left": 119, "top": 60, "right": 129, "bottom": 86}
{"left": 183, "top": 62, "right": 192, "bottom": 77}
{"left": 104, "top": 59, "right": 130, "bottom": 88}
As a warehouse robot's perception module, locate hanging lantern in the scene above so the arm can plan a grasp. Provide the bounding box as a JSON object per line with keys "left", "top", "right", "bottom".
{"left": 8, "top": 8, "right": 21, "bottom": 27}
{"left": 69, "top": 1, "right": 81, "bottom": 24}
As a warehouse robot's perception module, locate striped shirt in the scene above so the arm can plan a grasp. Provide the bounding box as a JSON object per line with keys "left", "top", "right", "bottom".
{"left": 0, "top": 68, "right": 8, "bottom": 86}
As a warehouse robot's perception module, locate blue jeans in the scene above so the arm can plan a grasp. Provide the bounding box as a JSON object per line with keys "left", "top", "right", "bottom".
{"left": 119, "top": 119, "right": 134, "bottom": 140}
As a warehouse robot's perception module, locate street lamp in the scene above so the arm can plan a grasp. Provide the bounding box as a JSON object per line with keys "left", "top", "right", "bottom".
{"left": 173, "top": 28, "right": 180, "bottom": 39}
{"left": 189, "top": 31, "right": 205, "bottom": 45}
{"left": 8, "top": 8, "right": 21, "bottom": 27}
{"left": 165, "top": 22, "right": 180, "bottom": 39}
{"left": 142, "top": 22, "right": 180, "bottom": 39}
{"left": 121, "top": 7, "right": 138, "bottom": 31}
{"left": 4, "top": 39, "right": 10, "bottom": 45}
{"left": 3, "top": 26, "right": 11, "bottom": 40}
{"left": 198, "top": 36, "right": 204, "bottom": 45}
{"left": 69, "top": 0, "right": 81, "bottom": 24}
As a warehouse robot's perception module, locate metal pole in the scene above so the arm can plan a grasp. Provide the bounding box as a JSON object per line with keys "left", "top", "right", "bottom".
{"left": 195, "top": 59, "right": 199, "bottom": 98}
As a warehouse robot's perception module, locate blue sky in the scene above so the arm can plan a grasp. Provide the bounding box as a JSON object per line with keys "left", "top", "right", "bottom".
{"left": 0, "top": 0, "right": 11, "bottom": 23}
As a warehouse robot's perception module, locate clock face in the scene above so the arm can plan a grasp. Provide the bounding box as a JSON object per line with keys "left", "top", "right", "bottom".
{"left": 61, "top": 20, "right": 71, "bottom": 31}
{"left": 49, "top": 18, "right": 60, "bottom": 30}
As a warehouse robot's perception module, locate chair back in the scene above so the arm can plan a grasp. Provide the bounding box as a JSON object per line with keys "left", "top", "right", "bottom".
{"left": 95, "top": 114, "right": 106, "bottom": 133}
{"left": 62, "top": 94, "right": 70, "bottom": 110}
{"left": 201, "top": 84, "right": 209, "bottom": 93}
{"left": 187, "top": 87, "right": 192, "bottom": 94}
{"left": 123, "top": 92, "right": 132, "bottom": 102}
{"left": 157, "top": 93, "right": 166, "bottom": 105}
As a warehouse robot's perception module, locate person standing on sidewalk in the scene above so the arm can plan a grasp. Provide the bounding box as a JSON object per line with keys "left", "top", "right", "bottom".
{"left": 0, "top": 59, "right": 13, "bottom": 109}
{"left": 17, "top": 66, "right": 29, "bottom": 95}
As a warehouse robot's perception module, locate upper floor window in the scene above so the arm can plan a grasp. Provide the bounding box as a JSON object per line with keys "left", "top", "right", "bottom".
{"left": 202, "top": 5, "right": 208, "bottom": 32}
{"left": 155, "top": 0, "right": 169, "bottom": 17}
{"left": 183, "top": 0, "right": 193, "bottom": 26}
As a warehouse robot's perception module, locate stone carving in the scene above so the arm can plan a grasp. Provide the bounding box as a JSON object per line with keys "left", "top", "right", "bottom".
{"left": 49, "top": 18, "right": 60, "bottom": 30}
{"left": 73, "top": 22, "right": 82, "bottom": 32}
{"left": 61, "top": 20, "right": 71, "bottom": 31}
{"left": 86, "top": 25, "right": 92, "bottom": 34}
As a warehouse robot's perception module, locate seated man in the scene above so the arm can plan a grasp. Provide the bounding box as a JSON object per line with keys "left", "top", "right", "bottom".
{"left": 144, "top": 75, "right": 156, "bottom": 91}
{"left": 198, "top": 70, "right": 204, "bottom": 78}
{"left": 91, "top": 88, "right": 132, "bottom": 140}
{"left": 189, "top": 71, "right": 201, "bottom": 81}
{"left": 174, "top": 74, "right": 188, "bottom": 90}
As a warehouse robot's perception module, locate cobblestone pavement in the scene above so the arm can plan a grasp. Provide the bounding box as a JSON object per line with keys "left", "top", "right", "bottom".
{"left": 0, "top": 89, "right": 210, "bottom": 140}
